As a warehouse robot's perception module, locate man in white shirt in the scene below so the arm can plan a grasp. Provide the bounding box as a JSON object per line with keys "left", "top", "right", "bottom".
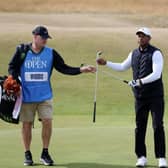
{"left": 97, "top": 27, "right": 167, "bottom": 168}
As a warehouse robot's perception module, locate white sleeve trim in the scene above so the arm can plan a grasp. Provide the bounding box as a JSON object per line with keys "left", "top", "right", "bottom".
{"left": 141, "top": 50, "right": 163, "bottom": 84}
{"left": 106, "top": 52, "right": 132, "bottom": 71}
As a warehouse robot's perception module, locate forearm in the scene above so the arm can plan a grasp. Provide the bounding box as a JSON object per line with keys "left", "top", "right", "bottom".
{"left": 56, "top": 64, "right": 81, "bottom": 75}
{"left": 8, "top": 55, "right": 20, "bottom": 79}
{"left": 106, "top": 61, "right": 128, "bottom": 71}
{"left": 106, "top": 52, "right": 132, "bottom": 71}
{"left": 8, "top": 64, "right": 18, "bottom": 78}
{"left": 141, "top": 71, "right": 162, "bottom": 84}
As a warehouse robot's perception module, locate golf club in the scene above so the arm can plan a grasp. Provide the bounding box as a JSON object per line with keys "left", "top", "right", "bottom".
{"left": 101, "top": 70, "right": 129, "bottom": 84}
{"left": 93, "top": 50, "right": 103, "bottom": 123}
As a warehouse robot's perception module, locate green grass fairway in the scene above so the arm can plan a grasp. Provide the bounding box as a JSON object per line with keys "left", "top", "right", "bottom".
{"left": 0, "top": 115, "right": 166, "bottom": 168}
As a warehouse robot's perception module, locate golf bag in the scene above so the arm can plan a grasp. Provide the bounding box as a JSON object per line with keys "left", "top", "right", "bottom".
{"left": 0, "top": 43, "right": 29, "bottom": 124}
{"left": 0, "top": 76, "right": 22, "bottom": 124}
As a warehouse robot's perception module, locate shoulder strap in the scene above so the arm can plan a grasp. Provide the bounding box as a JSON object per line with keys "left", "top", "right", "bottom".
{"left": 18, "top": 43, "right": 30, "bottom": 64}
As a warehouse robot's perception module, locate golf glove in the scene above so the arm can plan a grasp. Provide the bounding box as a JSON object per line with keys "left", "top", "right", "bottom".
{"left": 128, "top": 79, "right": 142, "bottom": 88}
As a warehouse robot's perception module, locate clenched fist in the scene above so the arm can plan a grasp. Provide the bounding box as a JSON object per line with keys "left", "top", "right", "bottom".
{"left": 96, "top": 58, "right": 107, "bottom": 65}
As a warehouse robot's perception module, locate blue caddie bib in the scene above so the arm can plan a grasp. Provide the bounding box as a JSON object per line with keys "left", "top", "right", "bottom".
{"left": 21, "top": 46, "right": 53, "bottom": 102}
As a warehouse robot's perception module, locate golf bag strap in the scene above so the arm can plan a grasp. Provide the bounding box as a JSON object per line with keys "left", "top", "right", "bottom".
{"left": 18, "top": 43, "right": 30, "bottom": 64}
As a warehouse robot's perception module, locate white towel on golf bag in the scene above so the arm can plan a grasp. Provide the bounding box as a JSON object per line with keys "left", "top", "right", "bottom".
{"left": 12, "top": 89, "right": 22, "bottom": 119}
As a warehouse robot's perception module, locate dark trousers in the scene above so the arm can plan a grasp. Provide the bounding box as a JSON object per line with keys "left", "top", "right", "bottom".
{"left": 135, "top": 97, "right": 166, "bottom": 158}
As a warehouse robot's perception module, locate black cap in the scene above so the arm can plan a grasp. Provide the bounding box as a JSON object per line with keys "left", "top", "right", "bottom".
{"left": 32, "top": 26, "right": 51, "bottom": 39}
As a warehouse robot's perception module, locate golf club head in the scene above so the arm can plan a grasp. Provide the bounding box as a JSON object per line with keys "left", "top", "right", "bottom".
{"left": 96, "top": 51, "right": 103, "bottom": 58}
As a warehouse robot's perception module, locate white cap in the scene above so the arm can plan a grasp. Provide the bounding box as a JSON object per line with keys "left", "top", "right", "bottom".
{"left": 136, "top": 27, "right": 152, "bottom": 37}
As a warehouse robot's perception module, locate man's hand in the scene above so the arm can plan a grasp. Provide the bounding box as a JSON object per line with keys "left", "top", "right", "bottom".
{"left": 96, "top": 58, "right": 107, "bottom": 65}
{"left": 80, "top": 65, "right": 96, "bottom": 73}
{"left": 128, "top": 79, "right": 142, "bottom": 88}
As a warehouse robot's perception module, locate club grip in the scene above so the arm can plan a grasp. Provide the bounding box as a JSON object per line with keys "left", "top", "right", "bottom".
{"left": 93, "top": 101, "right": 96, "bottom": 123}
{"left": 123, "top": 80, "right": 129, "bottom": 84}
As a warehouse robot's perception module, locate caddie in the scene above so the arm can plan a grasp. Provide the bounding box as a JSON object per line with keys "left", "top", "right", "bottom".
{"left": 8, "top": 25, "right": 96, "bottom": 166}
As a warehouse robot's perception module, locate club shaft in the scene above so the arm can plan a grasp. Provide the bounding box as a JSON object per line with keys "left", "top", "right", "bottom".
{"left": 93, "top": 52, "right": 101, "bottom": 123}
{"left": 102, "top": 70, "right": 128, "bottom": 84}
{"left": 94, "top": 54, "right": 99, "bottom": 102}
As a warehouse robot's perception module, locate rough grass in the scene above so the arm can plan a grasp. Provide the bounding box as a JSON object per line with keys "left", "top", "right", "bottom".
{"left": 0, "top": 0, "right": 168, "bottom": 14}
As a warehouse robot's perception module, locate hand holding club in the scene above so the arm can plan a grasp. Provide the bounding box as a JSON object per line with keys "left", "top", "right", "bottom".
{"left": 96, "top": 58, "right": 107, "bottom": 65}
{"left": 128, "top": 79, "right": 142, "bottom": 88}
